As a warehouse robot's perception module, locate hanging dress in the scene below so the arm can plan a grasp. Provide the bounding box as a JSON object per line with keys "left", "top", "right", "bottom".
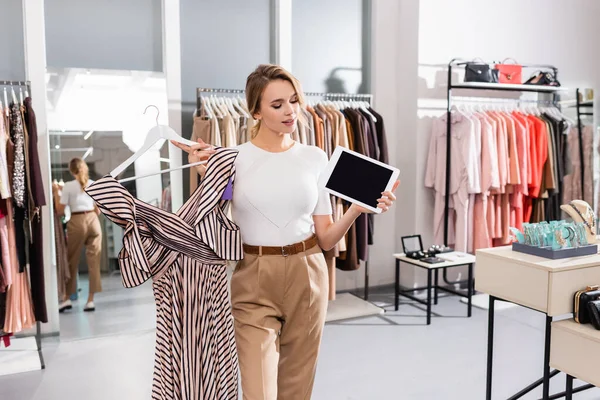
{"left": 86, "top": 148, "right": 242, "bottom": 400}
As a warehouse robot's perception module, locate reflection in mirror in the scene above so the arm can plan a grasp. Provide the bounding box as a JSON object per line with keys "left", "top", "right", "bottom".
{"left": 46, "top": 67, "right": 170, "bottom": 285}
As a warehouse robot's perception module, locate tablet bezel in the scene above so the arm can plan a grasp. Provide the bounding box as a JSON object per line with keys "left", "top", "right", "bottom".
{"left": 318, "top": 146, "right": 399, "bottom": 214}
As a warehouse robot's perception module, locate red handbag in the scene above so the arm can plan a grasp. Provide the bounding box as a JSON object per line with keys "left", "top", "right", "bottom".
{"left": 495, "top": 59, "right": 522, "bottom": 84}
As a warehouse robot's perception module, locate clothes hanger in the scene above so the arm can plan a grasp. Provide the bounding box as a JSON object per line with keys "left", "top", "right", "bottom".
{"left": 211, "top": 95, "right": 224, "bottom": 118}
{"left": 225, "top": 97, "right": 238, "bottom": 117}
{"left": 232, "top": 97, "right": 249, "bottom": 118}
{"left": 358, "top": 101, "right": 377, "bottom": 122}
{"left": 19, "top": 87, "right": 23, "bottom": 106}
{"left": 10, "top": 86, "right": 17, "bottom": 104}
{"left": 110, "top": 105, "right": 205, "bottom": 179}
{"left": 201, "top": 97, "right": 214, "bottom": 119}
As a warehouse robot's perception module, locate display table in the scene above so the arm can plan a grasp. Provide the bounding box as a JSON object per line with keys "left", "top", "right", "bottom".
{"left": 476, "top": 246, "right": 600, "bottom": 400}
{"left": 393, "top": 252, "right": 476, "bottom": 325}
{"left": 550, "top": 320, "right": 600, "bottom": 399}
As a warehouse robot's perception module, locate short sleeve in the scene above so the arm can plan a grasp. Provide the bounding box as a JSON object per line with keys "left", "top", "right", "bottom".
{"left": 313, "top": 149, "right": 333, "bottom": 216}
{"left": 59, "top": 184, "right": 70, "bottom": 206}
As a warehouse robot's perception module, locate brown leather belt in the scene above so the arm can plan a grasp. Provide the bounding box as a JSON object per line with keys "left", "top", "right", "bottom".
{"left": 243, "top": 235, "right": 319, "bottom": 256}
{"left": 71, "top": 210, "right": 94, "bottom": 215}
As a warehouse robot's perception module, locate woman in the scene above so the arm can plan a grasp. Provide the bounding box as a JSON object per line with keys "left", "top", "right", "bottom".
{"left": 53, "top": 158, "right": 102, "bottom": 313}
{"left": 174, "top": 64, "right": 399, "bottom": 399}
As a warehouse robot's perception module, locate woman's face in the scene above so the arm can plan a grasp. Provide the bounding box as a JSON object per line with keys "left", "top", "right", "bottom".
{"left": 255, "top": 79, "right": 299, "bottom": 134}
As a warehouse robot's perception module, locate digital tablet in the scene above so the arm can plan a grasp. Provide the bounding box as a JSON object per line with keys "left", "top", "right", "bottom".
{"left": 319, "top": 146, "right": 399, "bottom": 213}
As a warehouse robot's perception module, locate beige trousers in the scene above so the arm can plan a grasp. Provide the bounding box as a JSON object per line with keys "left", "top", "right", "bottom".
{"left": 231, "top": 244, "right": 329, "bottom": 400}
{"left": 66, "top": 212, "right": 102, "bottom": 296}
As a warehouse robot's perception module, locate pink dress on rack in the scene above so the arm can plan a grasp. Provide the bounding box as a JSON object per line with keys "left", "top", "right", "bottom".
{"left": 3, "top": 200, "right": 35, "bottom": 334}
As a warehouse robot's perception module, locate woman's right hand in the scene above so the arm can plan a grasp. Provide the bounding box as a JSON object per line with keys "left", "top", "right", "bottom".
{"left": 170, "top": 138, "right": 216, "bottom": 179}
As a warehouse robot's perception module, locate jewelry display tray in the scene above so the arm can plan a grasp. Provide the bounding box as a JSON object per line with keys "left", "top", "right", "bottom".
{"left": 512, "top": 242, "right": 598, "bottom": 259}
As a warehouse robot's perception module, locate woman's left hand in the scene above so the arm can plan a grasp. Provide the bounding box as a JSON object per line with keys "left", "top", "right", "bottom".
{"left": 351, "top": 180, "right": 400, "bottom": 215}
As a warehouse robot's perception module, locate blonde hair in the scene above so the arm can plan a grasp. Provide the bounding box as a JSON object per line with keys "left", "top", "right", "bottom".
{"left": 245, "top": 64, "right": 305, "bottom": 139}
{"left": 69, "top": 158, "right": 89, "bottom": 190}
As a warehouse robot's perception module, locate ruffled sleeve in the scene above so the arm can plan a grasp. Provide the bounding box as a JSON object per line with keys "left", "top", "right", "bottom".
{"left": 85, "top": 176, "right": 151, "bottom": 287}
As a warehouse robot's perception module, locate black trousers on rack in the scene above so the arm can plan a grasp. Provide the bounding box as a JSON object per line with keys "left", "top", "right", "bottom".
{"left": 29, "top": 215, "right": 47, "bottom": 323}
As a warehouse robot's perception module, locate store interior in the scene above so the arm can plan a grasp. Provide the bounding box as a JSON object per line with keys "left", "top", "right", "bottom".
{"left": 1, "top": 0, "right": 600, "bottom": 399}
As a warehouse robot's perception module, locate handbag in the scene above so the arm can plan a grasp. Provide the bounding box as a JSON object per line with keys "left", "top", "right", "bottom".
{"left": 524, "top": 70, "right": 561, "bottom": 86}
{"left": 495, "top": 59, "right": 522, "bottom": 84}
{"left": 573, "top": 285, "right": 600, "bottom": 324}
{"left": 464, "top": 62, "right": 499, "bottom": 83}
{"left": 587, "top": 301, "right": 600, "bottom": 330}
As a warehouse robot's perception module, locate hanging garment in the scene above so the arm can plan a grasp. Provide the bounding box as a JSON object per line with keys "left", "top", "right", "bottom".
{"left": 22, "top": 98, "right": 47, "bottom": 322}
{"left": 9, "top": 104, "right": 25, "bottom": 208}
{"left": 54, "top": 207, "right": 70, "bottom": 301}
{"left": 563, "top": 125, "right": 594, "bottom": 207}
{"left": 86, "top": 148, "right": 242, "bottom": 400}
{"left": 425, "top": 113, "right": 478, "bottom": 252}
{"left": 0, "top": 108, "right": 11, "bottom": 199}
{"left": 3, "top": 200, "right": 35, "bottom": 334}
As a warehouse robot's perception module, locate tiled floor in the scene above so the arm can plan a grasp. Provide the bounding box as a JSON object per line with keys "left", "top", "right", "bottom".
{"left": 1, "top": 274, "right": 598, "bottom": 399}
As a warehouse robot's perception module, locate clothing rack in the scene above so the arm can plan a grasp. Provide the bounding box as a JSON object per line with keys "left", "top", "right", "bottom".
{"left": 195, "top": 87, "right": 375, "bottom": 301}
{"left": 0, "top": 78, "right": 45, "bottom": 372}
{"left": 443, "top": 59, "right": 566, "bottom": 247}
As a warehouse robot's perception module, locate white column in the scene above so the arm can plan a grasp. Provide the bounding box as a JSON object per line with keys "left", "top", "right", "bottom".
{"left": 162, "top": 0, "right": 184, "bottom": 211}
{"left": 22, "top": 0, "right": 59, "bottom": 334}
{"left": 272, "top": 0, "right": 292, "bottom": 71}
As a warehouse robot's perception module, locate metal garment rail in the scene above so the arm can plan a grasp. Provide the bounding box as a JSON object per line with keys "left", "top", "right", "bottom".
{"left": 0, "top": 78, "right": 44, "bottom": 371}
{"left": 195, "top": 87, "right": 376, "bottom": 300}
{"left": 196, "top": 87, "right": 373, "bottom": 111}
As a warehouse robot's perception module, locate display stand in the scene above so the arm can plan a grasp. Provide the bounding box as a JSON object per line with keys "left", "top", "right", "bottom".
{"left": 476, "top": 246, "right": 598, "bottom": 399}
{"left": 196, "top": 87, "right": 377, "bottom": 302}
{"left": 0, "top": 80, "right": 45, "bottom": 375}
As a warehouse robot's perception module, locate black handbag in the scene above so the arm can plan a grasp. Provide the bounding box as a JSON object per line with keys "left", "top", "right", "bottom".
{"left": 573, "top": 285, "right": 600, "bottom": 324}
{"left": 587, "top": 300, "right": 600, "bottom": 330}
{"left": 524, "top": 70, "right": 561, "bottom": 86}
{"left": 464, "top": 62, "right": 499, "bottom": 83}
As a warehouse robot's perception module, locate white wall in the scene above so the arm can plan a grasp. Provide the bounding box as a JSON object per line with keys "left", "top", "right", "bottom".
{"left": 0, "top": 0, "right": 25, "bottom": 80}
{"left": 44, "top": 0, "right": 163, "bottom": 72}
{"left": 292, "top": 0, "right": 363, "bottom": 94}
{"left": 364, "top": 0, "right": 600, "bottom": 290}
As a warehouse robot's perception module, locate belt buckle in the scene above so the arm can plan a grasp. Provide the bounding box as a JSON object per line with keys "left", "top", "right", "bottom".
{"left": 281, "top": 246, "right": 289, "bottom": 257}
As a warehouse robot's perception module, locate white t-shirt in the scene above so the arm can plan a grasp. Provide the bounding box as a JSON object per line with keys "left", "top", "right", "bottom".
{"left": 60, "top": 179, "right": 95, "bottom": 212}
{"left": 232, "top": 141, "right": 333, "bottom": 246}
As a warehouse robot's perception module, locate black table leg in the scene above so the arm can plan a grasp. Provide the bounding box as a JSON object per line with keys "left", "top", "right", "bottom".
{"left": 486, "top": 295, "right": 495, "bottom": 400}
{"left": 427, "top": 269, "right": 432, "bottom": 325}
{"left": 395, "top": 259, "right": 400, "bottom": 311}
{"left": 565, "top": 374, "right": 573, "bottom": 400}
{"left": 434, "top": 269, "right": 439, "bottom": 305}
{"left": 542, "top": 315, "right": 552, "bottom": 400}
{"left": 467, "top": 263, "right": 473, "bottom": 317}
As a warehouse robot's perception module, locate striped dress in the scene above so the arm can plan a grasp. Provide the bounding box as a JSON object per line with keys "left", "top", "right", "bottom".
{"left": 86, "top": 148, "right": 243, "bottom": 399}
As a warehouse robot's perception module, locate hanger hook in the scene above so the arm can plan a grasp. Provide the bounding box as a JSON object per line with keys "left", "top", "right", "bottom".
{"left": 143, "top": 105, "right": 160, "bottom": 125}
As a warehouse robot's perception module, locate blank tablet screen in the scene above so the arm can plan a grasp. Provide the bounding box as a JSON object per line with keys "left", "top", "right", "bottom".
{"left": 325, "top": 151, "right": 393, "bottom": 208}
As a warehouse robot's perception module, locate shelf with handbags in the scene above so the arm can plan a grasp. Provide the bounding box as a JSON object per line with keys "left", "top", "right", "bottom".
{"left": 456, "top": 58, "right": 566, "bottom": 92}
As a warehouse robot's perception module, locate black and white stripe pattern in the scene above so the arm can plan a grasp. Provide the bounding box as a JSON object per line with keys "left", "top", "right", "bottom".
{"left": 86, "top": 148, "right": 241, "bottom": 399}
